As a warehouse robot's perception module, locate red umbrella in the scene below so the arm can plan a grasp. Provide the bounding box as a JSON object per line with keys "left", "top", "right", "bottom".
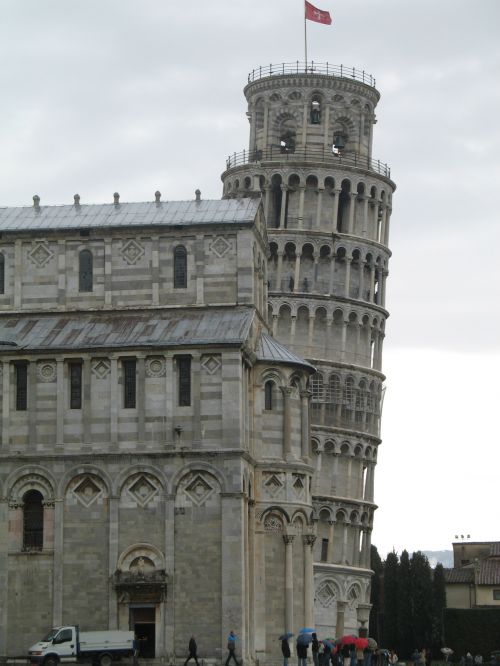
{"left": 355, "top": 638, "right": 369, "bottom": 650}
{"left": 340, "top": 636, "right": 358, "bottom": 645}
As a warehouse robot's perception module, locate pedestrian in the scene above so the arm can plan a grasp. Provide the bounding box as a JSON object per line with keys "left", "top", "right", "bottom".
{"left": 225, "top": 631, "right": 239, "bottom": 666}
{"left": 474, "top": 656, "right": 482, "bottom": 666}
{"left": 350, "top": 644, "right": 357, "bottom": 666}
{"left": 411, "top": 649, "right": 420, "bottom": 666}
{"left": 388, "top": 650, "right": 398, "bottom": 666}
{"left": 343, "top": 644, "right": 351, "bottom": 666}
{"left": 323, "top": 641, "right": 332, "bottom": 666}
{"left": 297, "top": 638, "right": 308, "bottom": 666}
{"left": 425, "top": 649, "right": 432, "bottom": 666}
{"left": 282, "top": 637, "right": 291, "bottom": 666}
{"left": 312, "top": 634, "right": 320, "bottom": 666}
{"left": 184, "top": 636, "right": 200, "bottom": 666}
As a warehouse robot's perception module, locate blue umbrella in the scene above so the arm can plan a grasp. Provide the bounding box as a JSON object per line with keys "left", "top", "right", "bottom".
{"left": 297, "top": 634, "right": 313, "bottom": 646}
{"left": 299, "top": 628, "right": 315, "bottom": 634}
{"left": 324, "top": 641, "right": 335, "bottom": 651}
{"left": 279, "top": 633, "right": 294, "bottom": 640}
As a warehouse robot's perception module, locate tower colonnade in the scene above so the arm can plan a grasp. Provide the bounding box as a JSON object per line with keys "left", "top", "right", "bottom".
{"left": 221, "top": 63, "right": 395, "bottom": 640}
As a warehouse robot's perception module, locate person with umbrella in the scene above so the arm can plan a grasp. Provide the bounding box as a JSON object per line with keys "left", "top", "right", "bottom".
{"left": 311, "top": 633, "right": 320, "bottom": 666}
{"left": 225, "top": 630, "right": 239, "bottom": 666}
{"left": 296, "top": 631, "right": 312, "bottom": 666}
{"left": 281, "top": 636, "right": 291, "bottom": 666}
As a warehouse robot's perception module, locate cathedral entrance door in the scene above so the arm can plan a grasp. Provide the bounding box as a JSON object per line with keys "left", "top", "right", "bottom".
{"left": 130, "top": 606, "right": 156, "bottom": 658}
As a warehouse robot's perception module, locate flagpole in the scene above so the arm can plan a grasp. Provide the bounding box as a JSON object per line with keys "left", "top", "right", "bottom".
{"left": 304, "top": 7, "right": 308, "bottom": 72}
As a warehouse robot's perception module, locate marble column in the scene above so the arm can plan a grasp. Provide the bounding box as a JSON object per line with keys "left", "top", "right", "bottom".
{"left": 300, "top": 390, "right": 311, "bottom": 460}
{"left": 344, "top": 258, "right": 352, "bottom": 298}
{"left": 293, "top": 253, "right": 302, "bottom": 293}
{"left": 283, "top": 535, "right": 295, "bottom": 634}
{"left": 281, "top": 387, "right": 293, "bottom": 458}
{"left": 298, "top": 186, "right": 306, "bottom": 229}
{"left": 336, "top": 601, "right": 347, "bottom": 637}
{"left": 276, "top": 252, "right": 283, "bottom": 291}
{"left": 348, "top": 193, "right": 356, "bottom": 234}
{"left": 279, "top": 185, "right": 288, "bottom": 229}
{"left": 327, "top": 521, "right": 335, "bottom": 563}
{"left": 303, "top": 535, "right": 316, "bottom": 627}
{"left": 2, "top": 360, "right": 10, "bottom": 447}
{"left": 52, "top": 498, "right": 64, "bottom": 626}
{"left": 316, "top": 187, "right": 324, "bottom": 229}
{"left": 331, "top": 189, "right": 340, "bottom": 232}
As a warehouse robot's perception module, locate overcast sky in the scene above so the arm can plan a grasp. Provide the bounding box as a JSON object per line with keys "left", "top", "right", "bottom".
{"left": 1, "top": 0, "right": 499, "bottom": 559}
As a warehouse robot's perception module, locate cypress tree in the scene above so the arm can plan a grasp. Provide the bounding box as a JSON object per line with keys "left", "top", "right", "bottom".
{"left": 370, "top": 544, "right": 383, "bottom": 641}
{"left": 431, "top": 563, "right": 447, "bottom": 655}
{"left": 382, "top": 551, "right": 400, "bottom": 649}
{"left": 410, "top": 551, "right": 433, "bottom": 648}
{"left": 398, "top": 549, "right": 414, "bottom": 658}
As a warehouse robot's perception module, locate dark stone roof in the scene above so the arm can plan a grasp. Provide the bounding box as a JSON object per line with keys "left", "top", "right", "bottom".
{"left": 477, "top": 558, "right": 500, "bottom": 585}
{"left": 255, "top": 332, "right": 315, "bottom": 372}
{"left": 444, "top": 567, "right": 475, "bottom": 584}
{"left": 0, "top": 308, "right": 255, "bottom": 352}
{"left": 0, "top": 198, "right": 260, "bottom": 232}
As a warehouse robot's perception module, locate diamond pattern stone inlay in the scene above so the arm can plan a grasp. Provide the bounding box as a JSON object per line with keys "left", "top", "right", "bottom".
{"left": 129, "top": 476, "right": 158, "bottom": 506}
{"left": 184, "top": 474, "right": 214, "bottom": 506}
{"left": 28, "top": 242, "right": 54, "bottom": 268}
{"left": 74, "top": 477, "right": 102, "bottom": 507}
{"left": 121, "top": 239, "right": 145, "bottom": 265}
{"left": 92, "top": 359, "right": 111, "bottom": 379}
{"left": 264, "top": 474, "right": 284, "bottom": 497}
{"left": 201, "top": 356, "right": 221, "bottom": 375}
{"left": 210, "top": 236, "right": 231, "bottom": 258}
{"left": 317, "top": 582, "right": 337, "bottom": 608}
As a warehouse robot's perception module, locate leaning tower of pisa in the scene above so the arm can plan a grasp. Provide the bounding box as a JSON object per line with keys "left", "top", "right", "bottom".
{"left": 221, "top": 62, "right": 395, "bottom": 636}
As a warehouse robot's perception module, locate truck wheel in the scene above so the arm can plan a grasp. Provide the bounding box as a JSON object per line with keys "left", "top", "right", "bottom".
{"left": 44, "top": 657, "right": 59, "bottom": 666}
{"left": 99, "top": 653, "right": 113, "bottom": 666}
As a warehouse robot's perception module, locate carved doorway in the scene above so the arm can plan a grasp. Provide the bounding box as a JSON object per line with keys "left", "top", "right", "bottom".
{"left": 130, "top": 606, "right": 155, "bottom": 658}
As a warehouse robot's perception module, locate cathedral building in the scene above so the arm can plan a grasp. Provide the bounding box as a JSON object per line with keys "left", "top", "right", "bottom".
{"left": 0, "top": 62, "right": 394, "bottom": 665}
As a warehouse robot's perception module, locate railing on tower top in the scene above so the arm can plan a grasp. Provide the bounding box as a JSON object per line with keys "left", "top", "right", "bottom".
{"left": 225, "top": 147, "right": 391, "bottom": 178}
{"left": 247, "top": 62, "right": 376, "bottom": 87}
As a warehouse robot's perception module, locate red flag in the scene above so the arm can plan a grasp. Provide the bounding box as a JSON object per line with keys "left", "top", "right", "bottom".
{"left": 305, "top": 1, "right": 332, "bottom": 25}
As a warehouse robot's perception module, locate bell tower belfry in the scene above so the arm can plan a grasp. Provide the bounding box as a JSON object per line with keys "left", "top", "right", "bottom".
{"left": 221, "top": 62, "right": 395, "bottom": 638}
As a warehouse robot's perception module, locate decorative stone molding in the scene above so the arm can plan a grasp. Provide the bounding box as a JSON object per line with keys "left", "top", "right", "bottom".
{"left": 201, "top": 355, "right": 222, "bottom": 375}
{"left": 264, "top": 515, "right": 284, "bottom": 533}
{"left": 126, "top": 474, "right": 159, "bottom": 508}
{"left": 71, "top": 475, "right": 104, "bottom": 507}
{"left": 91, "top": 358, "right": 111, "bottom": 379}
{"left": 120, "top": 239, "right": 145, "bottom": 265}
{"left": 145, "top": 357, "right": 166, "bottom": 378}
{"left": 37, "top": 361, "right": 56, "bottom": 383}
{"left": 209, "top": 236, "right": 232, "bottom": 258}
{"left": 28, "top": 241, "right": 54, "bottom": 268}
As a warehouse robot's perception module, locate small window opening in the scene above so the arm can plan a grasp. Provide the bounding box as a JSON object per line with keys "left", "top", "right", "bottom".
{"left": 321, "top": 538, "right": 329, "bottom": 562}
{"left": 264, "top": 381, "right": 274, "bottom": 410}
{"left": 0, "top": 253, "right": 5, "bottom": 294}
{"left": 15, "top": 362, "right": 28, "bottom": 411}
{"left": 174, "top": 246, "right": 187, "bottom": 289}
{"left": 123, "top": 359, "right": 136, "bottom": 408}
{"left": 310, "top": 99, "right": 321, "bottom": 124}
{"left": 69, "top": 362, "right": 82, "bottom": 410}
{"left": 23, "top": 489, "right": 43, "bottom": 551}
{"left": 79, "top": 250, "right": 93, "bottom": 292}
{"left": 177, "top": 357, "right": 191, "bottom": 406}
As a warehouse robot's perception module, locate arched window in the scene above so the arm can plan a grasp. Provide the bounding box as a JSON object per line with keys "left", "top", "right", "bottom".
{"left": 0, "top": 253, "right": 5, "bottom": 294}
{"left": 79, "top": 250, "right": 93, "bottom": 292}
{"left": 264, "top": 380, "right": 274, "bottom": 410}
{"left": 174, "top": 246, "right": 187, "bottom": 288}
{"left": 23, "top": 489, "right": 44, "bottom": 551}
{"left": 310, "top": 95, "right": 322, "bottom": 124}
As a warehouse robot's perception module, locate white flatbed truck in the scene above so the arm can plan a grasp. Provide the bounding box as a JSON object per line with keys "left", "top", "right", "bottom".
{"left": 28, "top": 625, "right": 136, "bottom": 666}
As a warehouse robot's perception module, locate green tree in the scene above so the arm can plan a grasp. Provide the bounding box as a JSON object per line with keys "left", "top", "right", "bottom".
{"left": 382, "top": 551, "right": 400, "bottom": 649}
{"left": 370, "top": 544, "right": 383, "bottom": 641}
{"left": 410, "top": 551, "right": 433, "bottom": 648}
{"left": 431, "top": 563, "right": 447, "bottom": 655}
{"left": 398, "top": 549, "right": 414, "bottom": 658}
